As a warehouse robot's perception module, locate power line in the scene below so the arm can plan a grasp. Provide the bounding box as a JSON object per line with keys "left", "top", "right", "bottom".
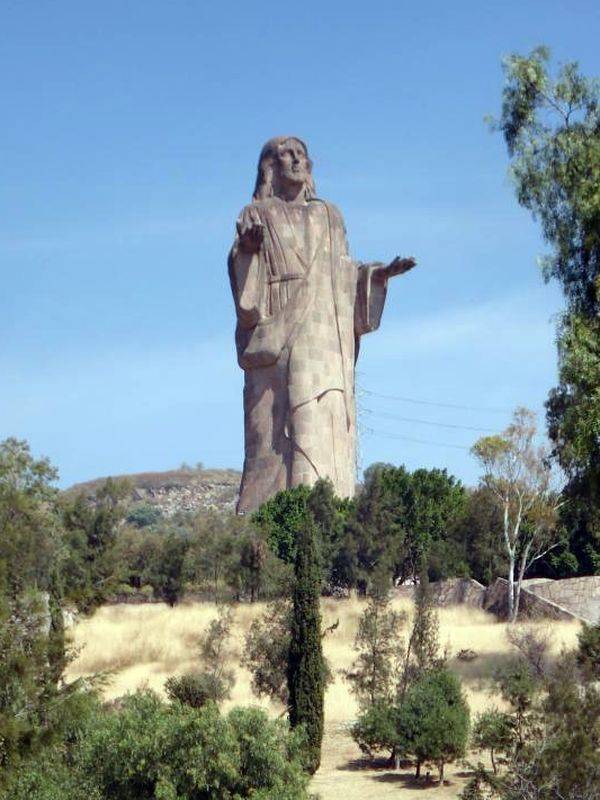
{"left": 361, "top": 425, "right": 472, "bottom": 451}
{"left": 360, "top": 388, "right": 525, "bottom": 416}
{"left": 360, "top": 407, "right": 496, "bottom": 433}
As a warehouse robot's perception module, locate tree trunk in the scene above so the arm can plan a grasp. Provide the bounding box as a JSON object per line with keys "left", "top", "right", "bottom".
{"left": 507, "top": 555, "right": 515, "bottom": 622}
{"left": 514, "top": 540, "right": 532, "bottom": 622}
{"left": 415, "top": 760, "right": 421, "bottom": 778}
{"left": 514, "top": 571, "right": 523, "bottom": 622}
{"left": 439, "top": 760, "right": 444, "bottom": 784}
{"left": 491, "top": 748, "right": 497, "bottom": 775}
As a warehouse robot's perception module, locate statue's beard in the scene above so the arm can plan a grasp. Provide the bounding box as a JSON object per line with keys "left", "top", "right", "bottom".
{"left": 274, "top": 172, "right": 309, "bottom": 198}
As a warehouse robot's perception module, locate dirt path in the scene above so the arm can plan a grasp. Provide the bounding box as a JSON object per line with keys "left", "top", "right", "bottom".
{"left": 311, "top": 724, "right": 471, "bottom": 800}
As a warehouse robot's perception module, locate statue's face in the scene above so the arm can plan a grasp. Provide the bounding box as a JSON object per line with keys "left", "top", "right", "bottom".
{"left": 275, "top": 139, "right": 311, "bottom": 188}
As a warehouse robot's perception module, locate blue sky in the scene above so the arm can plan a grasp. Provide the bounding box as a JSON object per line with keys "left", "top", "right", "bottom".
{"left": 2, "top": 0, "right": 599, "bottom": 488}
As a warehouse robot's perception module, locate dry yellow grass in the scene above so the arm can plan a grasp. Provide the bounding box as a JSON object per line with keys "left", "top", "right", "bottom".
{"left": 67, "top": 599, "right": 582, "bottom": 799}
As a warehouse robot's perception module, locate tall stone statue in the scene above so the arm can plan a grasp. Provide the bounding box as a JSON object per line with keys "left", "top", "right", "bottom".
{"left": 229, "top": 136, "right": 415, "bottom": 513}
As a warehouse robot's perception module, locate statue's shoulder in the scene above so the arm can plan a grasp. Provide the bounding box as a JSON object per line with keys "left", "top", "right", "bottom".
{"left": 236, "top": 199, "right": 278, "bottom": 221}
{"left": 316, "top": 199, "right": 347, "bottom": 230}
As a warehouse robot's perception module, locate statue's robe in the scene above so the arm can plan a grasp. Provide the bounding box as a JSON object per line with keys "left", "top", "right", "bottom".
{"left": 229, "top": 196, "right": 388, "bottom": 513}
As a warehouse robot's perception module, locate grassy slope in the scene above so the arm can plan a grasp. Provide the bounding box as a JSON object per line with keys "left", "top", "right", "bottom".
{"left": 67, "top": 599, "right": 581, "bottom": 799}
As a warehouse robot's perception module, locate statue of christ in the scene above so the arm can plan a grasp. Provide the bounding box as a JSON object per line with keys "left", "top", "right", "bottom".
{"left": 229, "top": 136, "right": 415, "bottom": 513}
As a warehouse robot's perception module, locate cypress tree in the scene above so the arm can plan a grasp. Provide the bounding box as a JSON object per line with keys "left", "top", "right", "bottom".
{"left": 287, "top": 512, "right": 324, "bottom": 774}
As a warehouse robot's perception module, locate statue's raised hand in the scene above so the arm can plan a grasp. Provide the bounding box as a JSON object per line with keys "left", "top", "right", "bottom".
{"left": 384, "top": 256, "right": 416, "bottom": 278}
{"left": 372, "top": 256, "right": 416, "bottom": 283}
{"left": 237, "top": 211, "right": 264, "bottom": 254}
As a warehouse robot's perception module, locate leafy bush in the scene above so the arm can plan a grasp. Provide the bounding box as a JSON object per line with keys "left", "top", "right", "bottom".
{"left": 472, "top": 709, "right": 514, "bottom": 773}
{"left": 79, "top": 691, "right": 310, "bottom": 800}
{"left": 576, "top": 621, "right": 600, "bottom": 680}
{"left": 351, "top": 701, "right": 398, "bottom": 760}
{"left": 125, "top": 503, "right": 163, "bottom": 528}
{"left": 0, "top": 749, "right": 101, "bottom": 800}
{"left": 4, "top": 692, "right": 311, "bottom": 800}
{"left": 164, "top": 670, "right": 230, "bottom": 708}
{"left": 243, "top": 600, "right": 292, "bottom": 703}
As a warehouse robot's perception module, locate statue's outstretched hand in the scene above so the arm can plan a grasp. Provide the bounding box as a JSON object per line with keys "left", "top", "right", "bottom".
{"left": 237, "top": 211, "right": 264, "bottom": 254}
{"left": 385, "top": 256, "right": 417, "bottom": 278}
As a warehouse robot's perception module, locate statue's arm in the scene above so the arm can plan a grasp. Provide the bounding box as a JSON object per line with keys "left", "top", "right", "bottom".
{"left": 228, "top": 206, "right": 267, "bottom": 329}
{"left": 353, "top": 257, "right": 416, "bottom": 336}
{"left": 369, "top": 256, "right": 416, "bottom": 281}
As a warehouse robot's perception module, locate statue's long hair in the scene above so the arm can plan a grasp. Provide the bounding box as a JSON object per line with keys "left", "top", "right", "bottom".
{"left": 253, "top": 136, "right": 316, "bottom": 201}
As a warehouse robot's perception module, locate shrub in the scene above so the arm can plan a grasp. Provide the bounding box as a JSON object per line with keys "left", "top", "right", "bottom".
{"left": 576, "top": 621, "right": 600, "bottom": 680}
{"left": 494, "top": 659, "right": 538, "bottom": 749}
{"left": 0, "top": 750, "right": 101, "bottom": 800}
{"left": 243, "top": 600, "right": 292, "bottom": 704}
{"left": 396, "top": 667, "right": 470, "bottom": 783}
{"left": 351, "top": 701, "right": 398, "bottom": 760}
{"left": 164, "top": 670, "right": 229, "bottom": 708}
{"left": 125, "top": 504, "right": 163, "bottom": 528}
{"left": 472, "top": 709, "right": 514, "bottom": 773}
{"left": 78, "top": 691, "right": 310, "bottom": 800}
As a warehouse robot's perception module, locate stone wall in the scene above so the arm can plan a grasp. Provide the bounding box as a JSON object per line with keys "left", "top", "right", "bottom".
{"left": 483, "top": 578, "right": 583, "bottom": 622}
{"left": 524, "top": 577, "right": 600, "bottom": 623}
{"left": 394, "top": 578, "right": 486, "bottom": 608}
{"left": 393, "top": 576, "right": 598, "bottom": 622}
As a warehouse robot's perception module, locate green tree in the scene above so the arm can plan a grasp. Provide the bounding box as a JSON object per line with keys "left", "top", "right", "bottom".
{"left": 351, "top": 701, "right": 399, "bottom": 763}
{"left": 472, "top": 709, "right": 514, "bottom": 774}
{"left": 307, "top": 478, "right": 353, "bottom": 587}
{"left": 243, "top": 600, "right": 292, "bottom": 704}
{"left": 495, "top": 659, "right": 539, "bottom": 751}
{"left": 494, "top": 47, "right": 600, "bottom": 576}
{"left": 0, "top": 439, "right": 80, "bottom": 777}
{"left": 452, "top": 487, "right": 508, "bottom": 585}
{"left": 396, "top": 667, "right": 470, "bottom": 783}
{"left": 463, "top": 656, "right": 600, "bottom": 800}
{"left": 397, "top": 570, "right": 443, "bottom": 701}
{"left": 151, "top": 530, "right": 189, "bottom": 606}
{"left": 4, "top": 691, "right": 311, "bottom": 800}
{"left": 61, "top": 477, "right": 130, "bottom": 612}
{"left": 0, "top": 438, "right": 62, "bottom": 598}
{"left": 344, "top": 464, "right": 467, "bottom": 590}
{"left": 253, "top": 485, "right": 311, "bottom": 564}
{"left": 547, "top": 313, "right": 600, "bottom": 574}
{"left": 187, "top": 511, "right": 239, "bottom": 600}
{"left": 347, "top": 589, "right": 407, "bottom": 709}
{"left": 472, "top": 408, "right": 563, "bottom": 621}
{"left": 287, "top": 512, "right": 324, "bottom": 774}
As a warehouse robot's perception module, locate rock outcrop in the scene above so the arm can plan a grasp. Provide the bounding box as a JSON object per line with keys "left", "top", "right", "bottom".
{"left": 67, "top": 467, "right": 241, "bottom": 515}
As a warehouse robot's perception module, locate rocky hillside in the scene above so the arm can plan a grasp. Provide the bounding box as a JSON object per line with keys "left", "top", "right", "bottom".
{"left": 67, "top": 467, "right": 241, "bottom": 515}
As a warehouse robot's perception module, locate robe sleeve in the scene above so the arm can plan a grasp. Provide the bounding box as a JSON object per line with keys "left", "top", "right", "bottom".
{"left": 354, "top": 262, "right": 388, "bottom": 336}
{"left": 228, "top": 205, "right": 268, "bottom": 330}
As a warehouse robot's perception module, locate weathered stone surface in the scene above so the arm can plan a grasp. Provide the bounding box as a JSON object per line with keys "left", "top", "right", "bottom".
{"left": 483, "top": 578, "right": 585, "bottom": 622}
{"left": 392, "top": 576, "right": 597, "bottom": 623}
{"left": 229, "top": 136, "right": 415, "bottom": 513}
{"left": 523, "top": 576, "right": 600, "bottom": 623}
{"left": 393, "top": 578, "right": 486, "bottom": 608}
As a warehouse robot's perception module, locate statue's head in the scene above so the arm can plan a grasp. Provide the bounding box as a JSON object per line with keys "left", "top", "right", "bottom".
{"left": 253, "top": 136, "right": 316, "bottom": 201}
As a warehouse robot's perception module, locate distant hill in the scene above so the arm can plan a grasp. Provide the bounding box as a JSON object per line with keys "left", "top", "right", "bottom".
{"left": 66, "top": 467, "right": 241, "bottom": 515}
